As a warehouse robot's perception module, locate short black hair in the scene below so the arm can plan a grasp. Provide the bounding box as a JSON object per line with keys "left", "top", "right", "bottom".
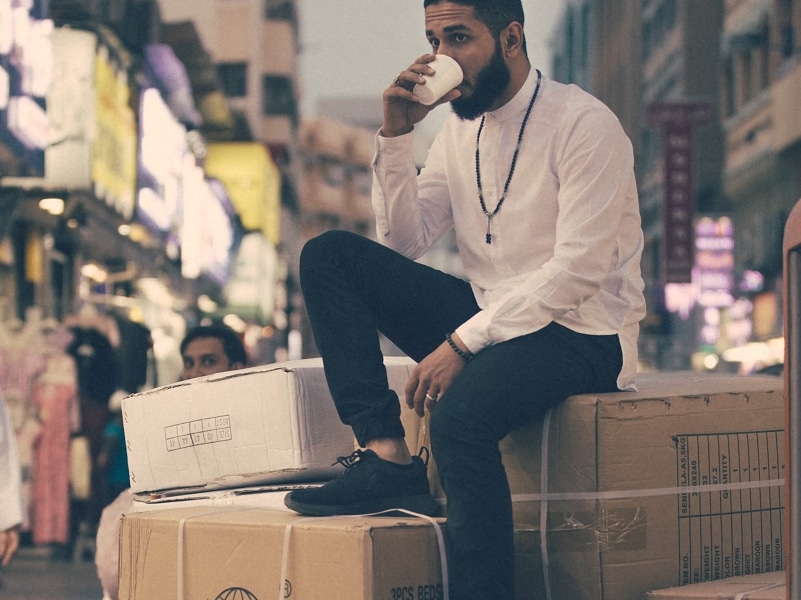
{"left": 423, "top": 0, "right": 525, "bottom": 39}
{"left": 180, "top": 325, "right": 247, "bottom": 366}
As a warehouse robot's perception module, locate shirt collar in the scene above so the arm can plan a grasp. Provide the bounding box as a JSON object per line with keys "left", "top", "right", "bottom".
{"left": 486, "top": 67, "right": 540, "bottom": 123}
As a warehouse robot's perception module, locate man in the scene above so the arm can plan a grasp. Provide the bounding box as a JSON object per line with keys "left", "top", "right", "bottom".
{"left": 179, "top": 324, "right": 247, "bottom": 380}
{"left": 95, "top": 324, "right": 247, "bottom": 600}
{"left": 0, "top": 393, "right": 23, "bottom": 567}
{"left": 283, "top": 1, "right": 646, "bottom": 598}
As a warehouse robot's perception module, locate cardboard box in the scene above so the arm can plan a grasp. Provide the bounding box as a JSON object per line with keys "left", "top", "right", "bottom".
{"left": 645, "top": 570, "right": 786, "bottom": 599}
{"left": 118, "top": 506, "right": 446, "bottom": 600}
{"left": 122, "top": 356, "right": 786, "bottom": 599}
{"left": 488, "top": 372, "right": 785, "bottom": 600}
{"left": 123, "top": 357, "right": 418, "bottom": 493}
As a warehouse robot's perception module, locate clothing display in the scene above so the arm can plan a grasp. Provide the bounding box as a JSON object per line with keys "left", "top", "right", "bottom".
{"left": 30, "top": 352, "right": 78, "bottom": 545}
{"left": 0, "top": 307, "right": 153, "bottom": 554}
{"left": 0, "top": 318, "right": 47, "bottom": 531}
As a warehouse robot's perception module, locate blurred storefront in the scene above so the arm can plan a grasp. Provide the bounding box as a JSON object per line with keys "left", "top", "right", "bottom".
{"left": 0, "top": 9, "right": 261, "bottom": 354}
{"left": 0, "top": 1, "right": 272, "bottom": 551}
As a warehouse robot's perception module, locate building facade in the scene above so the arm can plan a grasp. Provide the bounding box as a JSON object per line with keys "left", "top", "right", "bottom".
{"left": 721, "top": 0, "right": 801, "bottom": 360}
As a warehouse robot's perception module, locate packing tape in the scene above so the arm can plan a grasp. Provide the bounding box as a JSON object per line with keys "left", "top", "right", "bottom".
{"left": 733, "top": 581, "right": 785, "bottom": 599}
{"left": 279, "top": 509, "right": 449, "bottom": 600}
{"left": 535, "top": 409, "right": 785, "bottom": 600}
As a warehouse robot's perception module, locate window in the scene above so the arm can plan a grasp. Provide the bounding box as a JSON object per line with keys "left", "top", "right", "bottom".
{"left": 265, "top": 0, "right": 295, "bottom": 21}
{"left": 262, "top": 75, "right": 297, "bottom": 123}
{"left": 722, "top": 60, "right": 735, "bottom": 118}
{"left": 217, "top": 62, "right": 248, "bottom": 98}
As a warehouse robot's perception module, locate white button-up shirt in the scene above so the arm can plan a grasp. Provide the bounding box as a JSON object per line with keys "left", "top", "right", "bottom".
{"left": 372, "top": 69, "right": 646, "bottom": 390}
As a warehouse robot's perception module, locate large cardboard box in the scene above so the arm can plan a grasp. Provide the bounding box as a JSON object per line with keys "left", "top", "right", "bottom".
{"left": 118, "top": 506, "right": 445, "bottom": 600}
{"left": 123, "top": 357, "right": 418, "bottom": 493}
{"left": 486, "top": 372, "right": 785, "bottom": 600}
{"left": 645, "top": 570, "right": 786, "bottom": 599}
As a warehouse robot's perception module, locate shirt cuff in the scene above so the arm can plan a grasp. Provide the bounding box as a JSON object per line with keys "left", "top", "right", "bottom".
{"left": 454, "top": 310, "right": 493, "bottom": 355}
{"left": 372, "top": 127, "right": 415, "bottom": 167}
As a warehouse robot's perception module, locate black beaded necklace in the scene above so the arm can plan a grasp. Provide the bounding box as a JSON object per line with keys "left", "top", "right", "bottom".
{"left": 475, "top": 69, "right": 542, "bottom": 244}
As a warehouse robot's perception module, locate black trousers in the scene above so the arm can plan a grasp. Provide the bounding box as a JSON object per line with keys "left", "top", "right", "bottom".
{"left": 300, "top": 230, "right": 623, "bottom": 600}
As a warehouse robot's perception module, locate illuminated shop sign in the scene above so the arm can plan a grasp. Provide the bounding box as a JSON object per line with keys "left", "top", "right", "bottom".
{"left": 224, "top": 232, "right": 277, "bottom": 324}
{"left": 646, "top": 102, "right": 713, "bottom": 284}
{"left": 665, "top": 216, "right": 735, "bottom": 319}
{"left": 0, "top": 66, "right": 9, "bottom": 109}
{"left": 181, "top": 163, "right": 236, "bottom": 285}
{"left": 2, "top": 28, "right": 96, "bottom": 190}
{"left": 137, "top": 87, "right": 187, "bottom": 234}
{"left": 0, "top": 0, "right": 53, "bottom": 176}
{"left": 205, "top": 143, "right": 281, "bottom": 246}
{"left": 7, "top": 96, "right": 48, "bottom": 149}
{"left": 92, "top": 42, "right": 137, "bottom": 220}
{"left": 694, "top": 216, "right": 734, "bottom": 309}
{"left": 143, "top": 44, "right": 200, "bottom": 127}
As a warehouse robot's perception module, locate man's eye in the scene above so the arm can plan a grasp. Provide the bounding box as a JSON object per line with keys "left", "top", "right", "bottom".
{"left": 202, "top": 358, "right": 218, "bottom": 367}
{"left": 451, "top": 33, "right": 467, "bottom": 43}
{"left": 429, "top": 38, "right": 440, "bottom": 49}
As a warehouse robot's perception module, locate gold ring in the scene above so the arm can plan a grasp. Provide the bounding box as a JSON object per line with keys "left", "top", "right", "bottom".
{"left": 425, "top": 392, "right": 437, "bottom": 402}
{"left": 394, "top": 74, "right": 403, "bottom": 86}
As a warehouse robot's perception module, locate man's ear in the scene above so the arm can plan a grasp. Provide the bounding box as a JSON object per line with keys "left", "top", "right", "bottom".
{"left": 504, "top": 22, "right": 524, "bottom": 55}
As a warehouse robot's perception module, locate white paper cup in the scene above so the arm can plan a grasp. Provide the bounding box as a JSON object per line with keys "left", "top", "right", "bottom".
{"left": 413, "top": 55, "right": 463, "bottom": 106}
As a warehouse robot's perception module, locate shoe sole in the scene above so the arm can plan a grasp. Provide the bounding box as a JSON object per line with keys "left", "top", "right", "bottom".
{"left": 284, "top": 493, "right": 442, "bottom": 518}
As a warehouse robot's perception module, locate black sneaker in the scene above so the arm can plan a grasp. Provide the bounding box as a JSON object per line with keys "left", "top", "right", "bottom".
{"left": 284, "top": 448, "right": 441, "bottom": 517}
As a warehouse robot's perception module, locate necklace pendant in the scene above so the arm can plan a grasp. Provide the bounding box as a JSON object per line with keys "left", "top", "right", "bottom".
{"left": 486, "top": 233, "right": 492, "bottom": 245}
{"left": 486, "top": 218, "right": 492, "bottom": 244}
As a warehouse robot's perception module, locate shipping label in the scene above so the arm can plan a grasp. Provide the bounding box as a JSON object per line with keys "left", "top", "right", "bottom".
{"left": 164, "top": 415, "right": 232, "bottom": 451}
{"left": 676, "top": 430, "right": 784, "bottom": 585}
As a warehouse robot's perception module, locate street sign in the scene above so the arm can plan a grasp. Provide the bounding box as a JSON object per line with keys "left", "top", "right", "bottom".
{"left": 647, "top": 101, "right": 714, "bottom": 284}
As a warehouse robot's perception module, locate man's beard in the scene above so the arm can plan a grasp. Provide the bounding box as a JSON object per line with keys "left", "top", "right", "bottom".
{"left": 451, "top": 41, "right": 511, "bottom": 121}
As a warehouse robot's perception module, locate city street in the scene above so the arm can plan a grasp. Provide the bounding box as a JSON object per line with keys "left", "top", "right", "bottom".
{"left": 0, "top": 546, "right": 102, "bottom": 600}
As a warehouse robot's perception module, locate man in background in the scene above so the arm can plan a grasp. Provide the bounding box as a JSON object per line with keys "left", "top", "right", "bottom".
{"left": 179, "top": 324, "right": 248, "bottom": 381}
{"left": 95, "top": 324, "right": 247, "bottom": 600}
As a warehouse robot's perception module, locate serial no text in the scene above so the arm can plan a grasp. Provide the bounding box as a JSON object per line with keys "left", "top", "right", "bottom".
{"left": 164, "top": 415, "right": 232, "bottom": 451}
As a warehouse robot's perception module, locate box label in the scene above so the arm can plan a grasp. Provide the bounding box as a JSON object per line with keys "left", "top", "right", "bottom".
{"left": 164, "top": 415, "right": 232, "bottom": 451}
{"left": 676, "top": 430, "right": 784, "bottom": 585}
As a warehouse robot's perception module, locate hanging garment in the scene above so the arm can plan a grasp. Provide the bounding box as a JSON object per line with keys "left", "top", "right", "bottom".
{"left": 30, "top": 354, "right": 78, "bottom": 545}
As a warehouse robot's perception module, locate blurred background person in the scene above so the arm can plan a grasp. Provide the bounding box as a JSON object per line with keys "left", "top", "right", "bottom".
{"left": 94, "top": 391, "right": 129, "bottom": 522}
{"left": 1, "top": 392, "right": 24, "bottom": 572}
{"left": 179, "top": 324, "right": 248, "bottom": 380}
{"left": 95, "top": 324, "right": 247, "bottom": 600}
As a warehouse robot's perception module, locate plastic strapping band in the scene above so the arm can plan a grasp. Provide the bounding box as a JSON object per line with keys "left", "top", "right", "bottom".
{"left": 513, "top": 477, "right": 784, "bottom": 504}
{"left": 733, "top": 582, "right": 785, "bottom": 600}
{"left": 280, "top": 509, "right": 449, "bottom": 600}
{"left": 176, "top": 507, "right": 259, "bottom": 600}
{"left": 539, "top": 408, "right": 553, "bottom": 600}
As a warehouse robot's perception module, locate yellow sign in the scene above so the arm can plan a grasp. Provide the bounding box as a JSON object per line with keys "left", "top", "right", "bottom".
{"left": 204, "top": 143, "right": 280, "bottom": 246}
{"left": 92, "top": 46, "right": 137, "bottom": 220}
